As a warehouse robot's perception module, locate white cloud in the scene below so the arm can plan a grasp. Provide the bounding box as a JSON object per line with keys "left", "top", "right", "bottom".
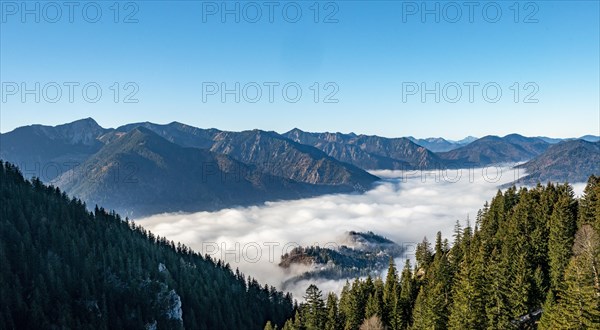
{"left": 137, "top": 167, "right": 525, "bottom": 300}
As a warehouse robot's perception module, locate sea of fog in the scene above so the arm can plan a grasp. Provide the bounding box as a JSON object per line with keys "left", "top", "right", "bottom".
{"left": 138, "top": 167, "right": 587, "bottom": 300}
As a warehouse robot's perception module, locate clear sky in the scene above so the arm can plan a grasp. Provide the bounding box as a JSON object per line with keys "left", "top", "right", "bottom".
{"left": 1, "top": 0, "right": 599, "bottom": 139}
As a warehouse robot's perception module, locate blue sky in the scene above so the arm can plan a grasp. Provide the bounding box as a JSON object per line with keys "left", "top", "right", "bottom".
{"left": 1, "top": 0, "right": 599, "bottom": 139}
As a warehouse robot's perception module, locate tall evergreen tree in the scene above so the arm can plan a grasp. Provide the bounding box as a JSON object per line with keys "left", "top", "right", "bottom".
{"left": 412, "top": 232, "right": 452, "bottom": 330}
{"left": 325, "top": 293, "right": 341, "bottom": 330}
{"left": 398, "top": 260, "right": 416, "bottom": 329}
{"left": 302, "top": 285, "right": 326, "bottom": 330}
{"left": 448, "top": 225, "right": 485, "bottom": 330}
{"left": 548, "top": 188, "right": 578, "bottom": 293}
{"left": 383, "top": 258, "right": 399, "bottom": 327}
{"left": 579, "top": 175, "right": 600, "bottom": 231}
{"left": 345, "top": 279, "right": 367, "bottom": 330}
{"left": 415, "top": 238, "right": 433, "bottom": 271}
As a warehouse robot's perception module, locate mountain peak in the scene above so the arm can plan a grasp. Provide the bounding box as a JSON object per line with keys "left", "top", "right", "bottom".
{"left": 58, "top": 117, "right": 102, "bottom": 129}
{"left": 503, "top": 133, "right": 526, "bottom": 139}
{"left": 52, "top": 118, "right": 106, "bottom": 146}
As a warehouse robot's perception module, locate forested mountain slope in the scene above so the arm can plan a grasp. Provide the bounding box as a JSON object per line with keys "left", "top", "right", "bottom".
{"left": 516, "top": 140, "right": 600, "bottom": 185}
{"left": 0, "top": 161, "right": 295, "bottom": 329}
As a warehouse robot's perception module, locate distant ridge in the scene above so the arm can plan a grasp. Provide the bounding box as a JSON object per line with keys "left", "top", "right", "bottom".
{"left": 514, "top": 140, "right": 600, "bottom": 185}
{"left": 438, "top": 134, "right": 550, "bottom": 166}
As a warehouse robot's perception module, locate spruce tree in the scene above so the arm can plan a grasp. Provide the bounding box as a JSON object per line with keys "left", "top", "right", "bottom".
{"left": 398, "top": 260, "right": 416, "bottom": 329}
{"left": 448, "top": 227, "right": 485, "bottom": 330}
{"left": 338, "top": 281, "right": 352, "bottom": 328}
{"left": 325, "top": 292, "right": 341, "bottom": 330}
{"left": 415, "top": 238, "right": 433, "bottom": 271}
{"left": 302, "top": 285, "right": 326, "bottom": 330}
{"left": 548, "top": 189, "right": 578, "bottom": 293}
{"left": 345, "top": 279, "right": 366, "bottom": 330}
{"left": 578, "top": 175, "right": 600, "bottom": 231}
{"left": 383, "top": 258, "right": 399, "bottom": 327}
{"left": 412, "top": 232, "right": 452, "bottom": 330}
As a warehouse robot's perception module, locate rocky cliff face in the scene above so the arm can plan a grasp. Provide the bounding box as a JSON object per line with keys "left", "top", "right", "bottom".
{"left": 283, "top": 128, "right": 445, "bottom": 170}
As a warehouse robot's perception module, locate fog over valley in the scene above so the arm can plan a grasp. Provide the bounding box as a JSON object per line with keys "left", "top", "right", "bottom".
{"left": 138, "top": 166, "right": 574, "bottom": 300}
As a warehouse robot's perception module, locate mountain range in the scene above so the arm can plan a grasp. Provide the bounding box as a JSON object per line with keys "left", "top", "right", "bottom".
{"left": 1, "top": 118, "right": 598, "bottom": 216}
{"left": 0, "top": 119, "right": 378, "bottom": 217}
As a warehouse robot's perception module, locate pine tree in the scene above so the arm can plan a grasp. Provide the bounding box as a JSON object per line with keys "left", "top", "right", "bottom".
{"left": 338, "top": 281, "right": 352, "bottom": 328}
{"left": 578, "top": 175, "right": 599, "bottom": 228}
{"left": 484, "top": 248, "right": 512, "bottom": 330}
{"left": 415, "top": 238, "right": 433, "bottom": 271}
{"left": 292, "top": 311, "right": 303, "bottom": 330}
{"left": 383, "top": 258, "right": 399, "bottom": 327}
{"left": 448, "top": 228, "right": 485, "bottom": 330}
{"left": 302, "top": 285, "right": 326, "bottom": 330}
{"left": 548, "top": 189, "right": 577, "bottom": 293}
{"left": 365, "top": 294, "right": 381, "bottom": 320}
{"left": 345, "top": 279, "right": 367, "bottom": 330}
{"left": 398, "top": 260, "right": 416, "bottom": 329}
{"left": 325, "top": 293, "right": 341, "bottom": 330}
{"left": 450, "top": 220, "right": 464, "bottom": 276}
{"left": 412, "top": 232, "right": 452, "bottom": 330}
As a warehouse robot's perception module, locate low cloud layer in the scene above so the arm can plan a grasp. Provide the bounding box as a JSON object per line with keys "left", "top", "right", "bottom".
{"left": 138, "top": 167, "right": 585, "bottom": 300}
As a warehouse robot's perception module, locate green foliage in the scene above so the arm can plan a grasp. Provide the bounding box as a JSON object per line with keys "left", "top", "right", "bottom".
{"left": 448, "top": 225, "right": 486, "bottom": 330}
{"left": 325, "top": 293, "right": 341, "bottom": 330}
{"left": 540, "top": 225, "right": 600, "bottom": 329}
{"left": 412, "top": 232, "right": 452, "bottom": 329}
{"left": 302, "top": 285, "right": 326, "bottom": 330}
{"left": 548, "top": 187, "right": 578, "bottom": 293}
{"left": 383, "top": 258, "right": 399, "bottom": 327}
{"left": 579, "top": 175, "right": 600, "bottom": 232}
{"left": 415, "top": 237, "right": 433, "bottom": 270}
{"left": 0, "top": 161, "right": 294, "bottom": 329}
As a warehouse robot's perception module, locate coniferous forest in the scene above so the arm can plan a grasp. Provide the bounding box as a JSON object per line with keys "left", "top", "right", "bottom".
{"left": 0, "top": 161, "right": 295, "bottom": 329}
{"left": 268, "top": 177, "right": 600, "bottom": 330}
